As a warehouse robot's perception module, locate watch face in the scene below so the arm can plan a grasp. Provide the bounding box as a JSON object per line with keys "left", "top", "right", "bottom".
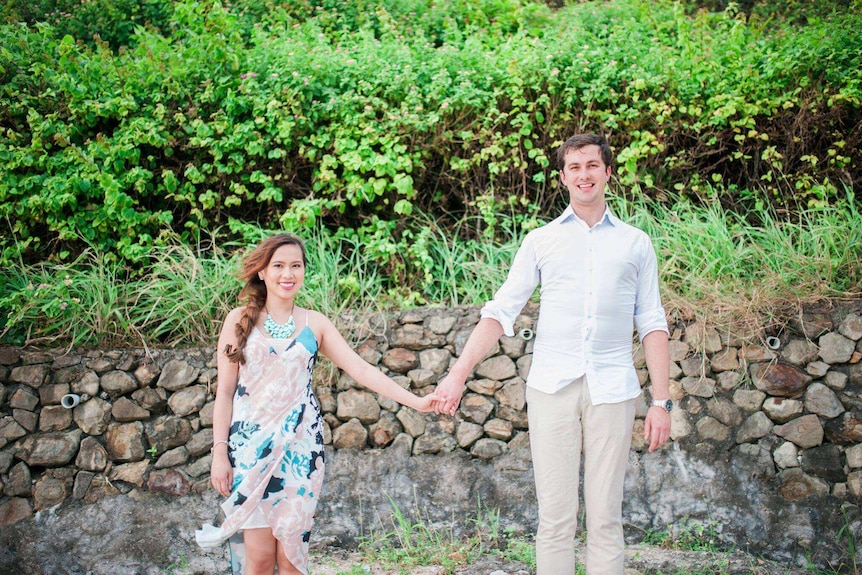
{"left": 664, "top": 399, "right": 673, "bottom": 412}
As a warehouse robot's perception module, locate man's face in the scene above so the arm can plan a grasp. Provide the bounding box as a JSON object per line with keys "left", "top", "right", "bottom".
{"left": 559, "top": 145, "right": 611, "bottom": 211}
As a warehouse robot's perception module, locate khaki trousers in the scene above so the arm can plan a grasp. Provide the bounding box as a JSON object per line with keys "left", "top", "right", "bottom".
{"left": 527, "top": 377, "right": 637, "bottom": 575}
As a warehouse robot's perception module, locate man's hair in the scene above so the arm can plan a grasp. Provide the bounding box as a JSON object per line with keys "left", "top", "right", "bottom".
{"left": 556, "top": 133, "right": 613, "bottom": 172}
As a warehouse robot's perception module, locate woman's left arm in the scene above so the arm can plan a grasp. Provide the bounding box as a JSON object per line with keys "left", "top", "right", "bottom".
{"left": 314, "top": 312, "right": 439, "bottom": 412}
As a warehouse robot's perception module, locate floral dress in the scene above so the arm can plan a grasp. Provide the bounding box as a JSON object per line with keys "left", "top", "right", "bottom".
{"left": 196, "top": 325, "right": 325, "bottom": 575}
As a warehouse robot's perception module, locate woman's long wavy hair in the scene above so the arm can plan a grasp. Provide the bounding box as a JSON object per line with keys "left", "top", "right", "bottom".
{"left": 225, "top": 234, "right": 307, "bottom": 365}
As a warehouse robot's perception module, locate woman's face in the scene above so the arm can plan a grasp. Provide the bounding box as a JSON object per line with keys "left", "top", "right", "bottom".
{"left": 260, "top": 243, "right": 305, "bottom": 301}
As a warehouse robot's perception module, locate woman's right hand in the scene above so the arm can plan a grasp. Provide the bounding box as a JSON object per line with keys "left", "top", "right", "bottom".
{"left": 412, "top": 392, "right": 445, "bottom": 413}
{"left": 210, "top": 451, "right": 233, "bottom": 497}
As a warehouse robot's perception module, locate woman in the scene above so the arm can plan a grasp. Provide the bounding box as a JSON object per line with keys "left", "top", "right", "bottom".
{"left": 196, "top": 234, "right": 440, "bottom": 574}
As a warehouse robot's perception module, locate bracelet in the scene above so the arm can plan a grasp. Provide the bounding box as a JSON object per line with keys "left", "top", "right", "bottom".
{"left": 211, "top": 440, "right": 230, "bottom": 454}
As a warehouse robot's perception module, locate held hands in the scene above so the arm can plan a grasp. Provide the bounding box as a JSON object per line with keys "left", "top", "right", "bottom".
{"left": 408, "top": 372, "right": 466, "bottom": 415}
{"left": 434, "top": 373, "right": 466, "bottom": 416}
{"left": 412, "top": 391, "right": 446, "bottom": 413}
{"left": 643, "top": 407, "right": 671, "bottom": 452}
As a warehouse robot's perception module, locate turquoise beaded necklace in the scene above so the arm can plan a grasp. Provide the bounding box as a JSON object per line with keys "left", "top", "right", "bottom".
{"left": 264, "top": 306, "right": 296, "bottom": 339}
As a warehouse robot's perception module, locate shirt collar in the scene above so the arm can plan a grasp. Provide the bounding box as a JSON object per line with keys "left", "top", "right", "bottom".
{"left": 558, "top": 205, "right": 618, "bottom": 228}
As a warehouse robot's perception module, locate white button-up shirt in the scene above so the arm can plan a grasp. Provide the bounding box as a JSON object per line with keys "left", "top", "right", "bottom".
{"left": 481, "top": 206, "right": 668, "bottom": 403}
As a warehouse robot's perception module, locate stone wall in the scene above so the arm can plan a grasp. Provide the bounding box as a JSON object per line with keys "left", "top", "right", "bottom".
{"left": 1, "top": 302, "right": 861, "bottom": 570}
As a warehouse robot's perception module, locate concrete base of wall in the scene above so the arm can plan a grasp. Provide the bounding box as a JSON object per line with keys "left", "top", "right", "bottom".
{"left": 0, "top": 444, "right": 857, "bottom": 574}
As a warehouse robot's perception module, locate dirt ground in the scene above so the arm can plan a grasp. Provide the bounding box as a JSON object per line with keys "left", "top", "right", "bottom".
{"left": 310, "top": 543, "right": 816, "bottom": 575}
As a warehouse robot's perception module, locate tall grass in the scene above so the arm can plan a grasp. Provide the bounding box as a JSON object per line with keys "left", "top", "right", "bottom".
{"left": 325, "top": 496, "right": 828, "bottom": 575}
{"left": 409, "top": 211, "right": 525, "bottom": 306}
{"left": 356, "top": 495, "right": 506, "bottom": 573}
{"left": 613, "top": 189, "right": 862, "bottom": 337}
{"left": 0, "top": 226, "right": 395, "bottom": 348}
{"left": 128, "top": 235, "right": 243, "bottom": 347}
{"left": 1, "top": 194, "right": 861, "bottom": 348}
{"left": 301, "top": 226, "right": 389, "bottom": 320}
{"left": 0, "top": 249, "right": 135, "bottom": 348}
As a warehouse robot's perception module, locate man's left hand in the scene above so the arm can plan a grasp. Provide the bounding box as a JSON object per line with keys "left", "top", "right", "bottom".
{"left": 435, "top": 373, "right": 466, "bottom": 416}
{"left": 644, "top": 407, "right": 671, "bottom": 452}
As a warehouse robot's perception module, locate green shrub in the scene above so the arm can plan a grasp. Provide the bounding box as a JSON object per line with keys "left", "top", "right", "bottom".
{"left": 2, "top": 0, "right": 174, "bottom": 49}
{"left": 0, "top": 0, "right": 859, "bottom": 269}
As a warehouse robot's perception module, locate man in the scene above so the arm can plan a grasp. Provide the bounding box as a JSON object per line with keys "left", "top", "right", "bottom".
{"left": 436, "top": 133, "right": 672, "bottom": 575}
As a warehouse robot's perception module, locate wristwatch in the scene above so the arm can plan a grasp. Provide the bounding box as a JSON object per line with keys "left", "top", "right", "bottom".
{"left": 651, "top": 398, "right": 673, "bottom": 412}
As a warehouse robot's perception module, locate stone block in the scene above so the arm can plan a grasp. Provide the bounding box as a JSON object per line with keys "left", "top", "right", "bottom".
{"left": 456, "top": 421, "right": 484, "bottom": 449}
{"left": 418, "top": 348, "right": 451, "bottom": 374}
{"left": 147, "top": 468, "right": 190, "bottom": 496}
{"left": 112, "top": 397, "right": 151, "bottom": 422}
{"left": 475, "top": 355, "right": 517, "bottom": 381}
{"left": 13, "top": 430, "right": 82, "bottom": 467}
{"left": 818, "top": 332, "right": 855, "bottom": 364}
{"left": 336, "top": 389, "right": 380, "bottom": 424}
{"left": 750, "top": 362, "right": 811, "bottom": 398}
{"left": 395, "top": 406, "right": 426, "bottom": 438}
{"left": 167, "top": 385, "right": 207, "bottom": 417}
{"left": 380, "top": 348, "right": 419, "bottom": 373}
{"left": 332, "top": 418, "right": 368, "bottom": 449}
{"left": 74, "top": 397, "right": 112, "bottom": 435}
{"left": 9, "top": 364, "right": 49, "bottom": 388}
{"left": 76, "top": 437, "right": 108, "bottom": 472}
{"left": 105, "top": 421, "right": 146, "bottom": 462}
{"left": 0, "top": 497, "right": 32, "bottom": 526}
{"left": 804, "top": 382, "right": 845, "bottom": 419}
{"left": 39, "top": 405, "right": 73, "bottom": 432}
{"left": 156, "top": 359, "right": 199, "bottom": 391}
{"left": 369, "top": 412, "right": 402, "bottom": 448}
{"left": 459, "top": 394, "right": 495, "bottom": 425}
{"left": 470, "top": 438, "right": 507, "bottom": 460}
{"left": 774, "top": 415, "right": 824, "bottom": 449}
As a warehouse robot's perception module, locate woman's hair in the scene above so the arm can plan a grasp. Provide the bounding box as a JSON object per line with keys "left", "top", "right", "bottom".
{"left": 225, "top": 234, "right": 307, "bottom": 364}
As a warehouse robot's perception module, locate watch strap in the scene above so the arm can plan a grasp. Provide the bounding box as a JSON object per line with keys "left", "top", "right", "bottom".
{"left": 651, "top": 398, "right": 672, "bottom": 411}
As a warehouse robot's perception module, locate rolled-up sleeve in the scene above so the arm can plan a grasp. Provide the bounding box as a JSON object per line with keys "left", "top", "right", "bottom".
{"left": 480, "top": 235, "right": 540, "bottom": 337}
{"left": 633, "top": 235, "right": 668, "bottom": 340}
